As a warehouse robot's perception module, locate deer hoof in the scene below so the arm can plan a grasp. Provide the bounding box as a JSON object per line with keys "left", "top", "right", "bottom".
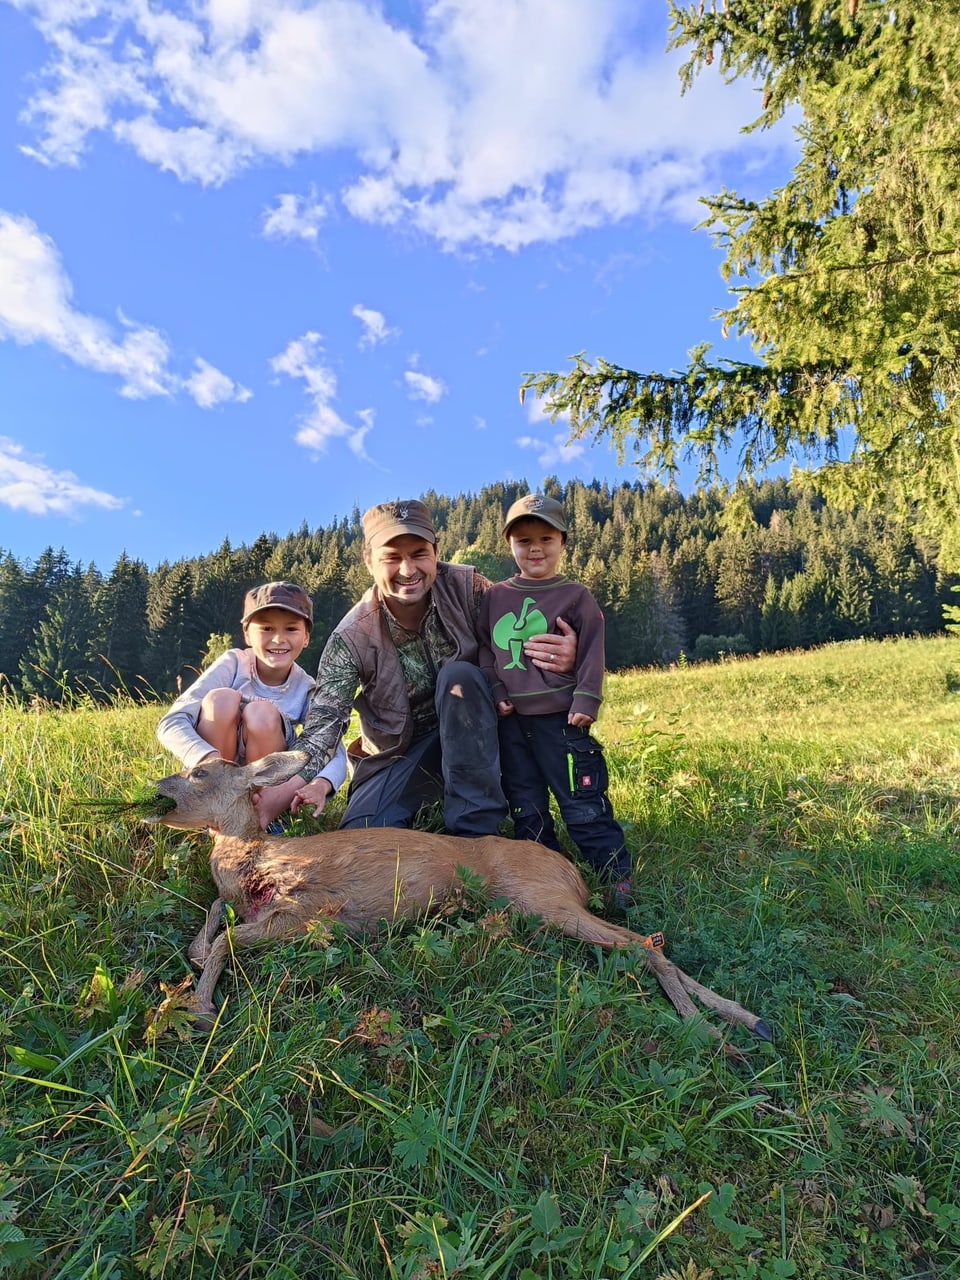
{"left": 192, "top": 1007, "right": 217, "bottom": 1034}
{"left": 752, "top": 1019, "right": 773, "bottom": 1042}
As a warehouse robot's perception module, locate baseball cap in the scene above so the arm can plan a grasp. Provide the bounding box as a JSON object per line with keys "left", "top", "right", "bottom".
{"left": 241, "top": 581, "right": 314, "bottom": 629}
{"left": 502, "top": 493, "right": 568, "bottom": 538}
{"left": 362, "top": 499, "right": 437, "bottom": 548}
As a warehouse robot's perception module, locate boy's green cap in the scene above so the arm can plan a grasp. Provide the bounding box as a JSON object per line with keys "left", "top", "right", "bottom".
{"left": 242, "top": 581, "right": 313, "bottom": 628}
{"left": 502, "top": 494, "right": 568, "bottom": 538}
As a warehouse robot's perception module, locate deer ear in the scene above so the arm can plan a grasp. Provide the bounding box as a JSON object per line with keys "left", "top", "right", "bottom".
{"left": 246, "top": 750, "right": 309, "bottom": 788}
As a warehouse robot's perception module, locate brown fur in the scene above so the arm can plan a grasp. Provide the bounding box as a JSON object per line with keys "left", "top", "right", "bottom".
{"left": 147, "top": 753, "right": 770, "bottom": 1041}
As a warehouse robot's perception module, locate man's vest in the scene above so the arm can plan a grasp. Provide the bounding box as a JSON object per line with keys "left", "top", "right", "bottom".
{"left": 334, "top": 562, "right": 480, "bottom": 786}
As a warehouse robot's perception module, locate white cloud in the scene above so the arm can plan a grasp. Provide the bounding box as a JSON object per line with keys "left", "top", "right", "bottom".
{"left": 0, "top": 436, "right": 125, "bottom": 517}
{"left": 184, "top": 358, "right": 252, "bottom": 408}
{"left": 271, "top": 331, "right": 376, "bottom": 461}
{"left": 12, "top": 0, "right": 794, "bottom": 248}
{"left": 350, "top": 408, "right": 378, "bottom": 462}
{"left": 114, "top": 118, "right": 246, "bottom": 185}
{"left": 516, "top": 433, "right": 586, "bottom": 468}
{"left": 262, "top": 189, "right": 331, "bottom": 243}
{"left": 524, "top": 391, "right": 571, "bottom": 427}
{"left": 352, "top": 303, "right": 397, "bottom": 349}
{"left": 404, "top": 368, "right": 446, "bottom": 404}
{"left": 0, "top": 211, "right": 249, "bottom": 406}
{"left": 520, "top": 388, "right": 603, "bottom": 465}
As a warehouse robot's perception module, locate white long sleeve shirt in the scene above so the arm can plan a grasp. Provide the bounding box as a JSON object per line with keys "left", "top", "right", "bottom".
{"left": 156, "top": 647, "right": 347, "bottom": 791}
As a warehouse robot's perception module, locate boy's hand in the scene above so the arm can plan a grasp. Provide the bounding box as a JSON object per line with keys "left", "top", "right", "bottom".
{"left": 496, "top": 699, "right": 515, "bottom": 717}
{"left": 291, "top": 778, "right": 334, "bottom": 818}
{"left": 252, "top": 776, "right": 302, "bottom": 828}
{"left": 523, "top": 615, "right": 576, "bottom": 674}
{"left": 568, "top": 711, "right": 594, "bottom": 728}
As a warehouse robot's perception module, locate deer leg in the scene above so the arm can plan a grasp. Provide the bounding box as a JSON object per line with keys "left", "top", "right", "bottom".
{"left": 674, "top": 967, "right": 772, "bottom": 1041}
{"left": 188, "top": 898, "right": 225, "bottom": 970}
{"left": 550, "top": 905, "right": 769, "bottom": 1040}
{"left": 193, "top": 930, "right": 234, "bottom": 1029}
{"left": 635, "top": 945, "right": 705, "bottom": 1024}
{"left": 192, "top": 911, "right": 305, "bottom": 1031}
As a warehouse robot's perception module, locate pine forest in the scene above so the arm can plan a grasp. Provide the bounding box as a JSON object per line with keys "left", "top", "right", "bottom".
{"left": 0, "top": 476, "right": 948, "bottom": 704}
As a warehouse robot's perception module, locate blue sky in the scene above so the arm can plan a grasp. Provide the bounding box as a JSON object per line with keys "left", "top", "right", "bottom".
{"left": 0, "top": 0, "right": 794, "bottom": 572}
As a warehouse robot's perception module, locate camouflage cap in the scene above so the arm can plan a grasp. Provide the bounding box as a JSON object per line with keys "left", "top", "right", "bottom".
{"left": 502, "top": 493, "right": 568, "bottom": 538}
{"left": 241, "top": 581, "right": 313, "bottom": 629}
{"left": 362, "top": 499, "right": 437, "bottom": 548}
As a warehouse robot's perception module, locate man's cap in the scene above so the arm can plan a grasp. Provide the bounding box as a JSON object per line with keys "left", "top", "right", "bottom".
{"left": 502, "top": 493, "right": 568, "bottom": 538}
{"left": 242, "top": 581, "right": 314, "bottom": 628}
{"left": 362, "top": 499, "right": 437, "bottom": 548}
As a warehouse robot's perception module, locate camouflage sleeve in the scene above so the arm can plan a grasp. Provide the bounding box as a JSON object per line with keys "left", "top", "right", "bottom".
{"left": 297, "top": 632, "right": 359, "bottom": 778}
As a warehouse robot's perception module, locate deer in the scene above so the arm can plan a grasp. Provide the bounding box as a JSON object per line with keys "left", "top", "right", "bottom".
{"left": 144, "top": 751, "right": 771, "bottom": 1043}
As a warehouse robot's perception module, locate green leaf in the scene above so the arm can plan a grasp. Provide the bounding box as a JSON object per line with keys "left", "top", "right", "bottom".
{"left": 530, "top": 1190, "right": 562, "bottom": 1237}
{"left": 6, "top": 1046, "right": 59, "bottom": 1071}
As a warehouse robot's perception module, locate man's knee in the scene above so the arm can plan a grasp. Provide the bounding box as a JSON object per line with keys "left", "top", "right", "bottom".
{"left": 437, "top": 660, "right": 489, "bottom": 700}
{"left": 436, "top": 662, "right": 496, "bottom": 738}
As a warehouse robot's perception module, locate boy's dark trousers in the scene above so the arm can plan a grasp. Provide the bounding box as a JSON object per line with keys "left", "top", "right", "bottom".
{"left": 497, "top": 710, "right": 630, "bottom": 881}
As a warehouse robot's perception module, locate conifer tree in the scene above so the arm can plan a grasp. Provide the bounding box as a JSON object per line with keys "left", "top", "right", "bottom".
{"left": 666, "top": 533, "right": 719, "bottom": 642}
{"left": 714, "top": 525, "right": 765, "bottom": 647}
{"left": 759, "top": 574, "right": 787, "bottom": 653}
{"left": 144, "top": 561, "right": 204, "bottom": 694}
{"left": 93, "top": 553, "right": 150, "bottom": 696}
{"left": 20, "top": 567, "right": 97, "bottom": 701}
{"left": 0, "top": 553, "right": 29, "bottom": 691}
{"left": 832, "top": 551, "right": 873, "bottom": 638}
{"left": 523, "top": 3, "right": 960, "bottom": 567}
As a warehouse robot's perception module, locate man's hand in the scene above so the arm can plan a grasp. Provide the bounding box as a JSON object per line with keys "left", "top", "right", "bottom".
{"left": 252, "top": 775, "right": 304, "bottom": 829}
{"left": 523, "top": 615, "right": 577, "bottom": 674}
{"left": 291, "top": 778, "right": 334, "bottom": 819}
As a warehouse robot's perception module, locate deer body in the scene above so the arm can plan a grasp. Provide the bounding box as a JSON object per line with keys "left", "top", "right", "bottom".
{"left": 148, "top": 754, "right": 770, "bottom": 1041}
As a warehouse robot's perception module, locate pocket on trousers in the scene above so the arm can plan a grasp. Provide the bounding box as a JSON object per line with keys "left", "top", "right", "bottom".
{"left": 565, "top": 733, "right": 604, "bottom": 798}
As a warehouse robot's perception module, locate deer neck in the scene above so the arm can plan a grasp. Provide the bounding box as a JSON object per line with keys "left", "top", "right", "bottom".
{"left": 208, "top": 797, "right": 262, "bottom": 842}
{"left": 208, "top": 831, "right": 266, "bottom": 911}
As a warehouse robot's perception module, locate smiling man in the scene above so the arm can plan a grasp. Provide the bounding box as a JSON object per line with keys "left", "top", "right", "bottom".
{"left": 255, "top": 499, "right": 576, "bottom": 835}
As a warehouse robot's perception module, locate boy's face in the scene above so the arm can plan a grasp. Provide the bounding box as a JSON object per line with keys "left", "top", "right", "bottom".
{"left": 242, "top": 607, "right": 310, "bottom": 680}
{"left": 507, "top": 517, "right": 565, "bottom": 580}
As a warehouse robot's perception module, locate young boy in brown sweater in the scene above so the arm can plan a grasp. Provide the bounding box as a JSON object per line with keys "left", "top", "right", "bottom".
{"left": 477, "top": 493, "right": 632, "bottom": 897}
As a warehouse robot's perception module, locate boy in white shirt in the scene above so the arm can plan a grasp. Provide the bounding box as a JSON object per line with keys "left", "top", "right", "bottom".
{"left": 157, "top": 581, "right": 345, "bottom": 820}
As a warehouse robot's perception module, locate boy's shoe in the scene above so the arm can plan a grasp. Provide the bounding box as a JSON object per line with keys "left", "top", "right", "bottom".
{"left": 612, "top": 878, "right": 633, "bottom": 909}
{"left": 265, "top": 819, "right": 286, "bottom": 836}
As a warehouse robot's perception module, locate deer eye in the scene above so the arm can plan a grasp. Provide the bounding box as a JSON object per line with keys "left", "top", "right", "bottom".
{"left": 192, "top": 768, "right": 207, "bottom": 779}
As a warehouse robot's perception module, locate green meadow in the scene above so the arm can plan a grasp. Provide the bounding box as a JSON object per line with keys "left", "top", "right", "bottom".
{"left": 2, "top": 636, "right": 959, "bottom": 1279}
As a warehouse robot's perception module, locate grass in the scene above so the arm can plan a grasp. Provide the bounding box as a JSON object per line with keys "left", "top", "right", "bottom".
{"left": 1, "top": 635, "right": 959, "bottom": 1278}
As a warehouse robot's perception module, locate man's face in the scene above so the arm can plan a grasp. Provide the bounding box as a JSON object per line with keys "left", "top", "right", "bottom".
{"left": 364, "top": 534, "right": 438, "bottom": 616}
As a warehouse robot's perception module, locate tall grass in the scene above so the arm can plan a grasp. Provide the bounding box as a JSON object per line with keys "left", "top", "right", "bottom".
{"left": 2, "top": 637, "right": 959, "bottom": 1278}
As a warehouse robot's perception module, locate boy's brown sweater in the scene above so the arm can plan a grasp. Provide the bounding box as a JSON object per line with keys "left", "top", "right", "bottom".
{"left": 477, "top": 575, "right": 606, "bottom": 720}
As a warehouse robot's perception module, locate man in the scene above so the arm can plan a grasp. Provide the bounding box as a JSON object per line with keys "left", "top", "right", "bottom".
{"left": 255, "top": 499, "right": 576, "bottom": 835}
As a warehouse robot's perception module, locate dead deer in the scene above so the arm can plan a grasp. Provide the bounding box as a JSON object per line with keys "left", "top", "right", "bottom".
{"left": 145, "top": 752, "right": 771, "bottom": 1043}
